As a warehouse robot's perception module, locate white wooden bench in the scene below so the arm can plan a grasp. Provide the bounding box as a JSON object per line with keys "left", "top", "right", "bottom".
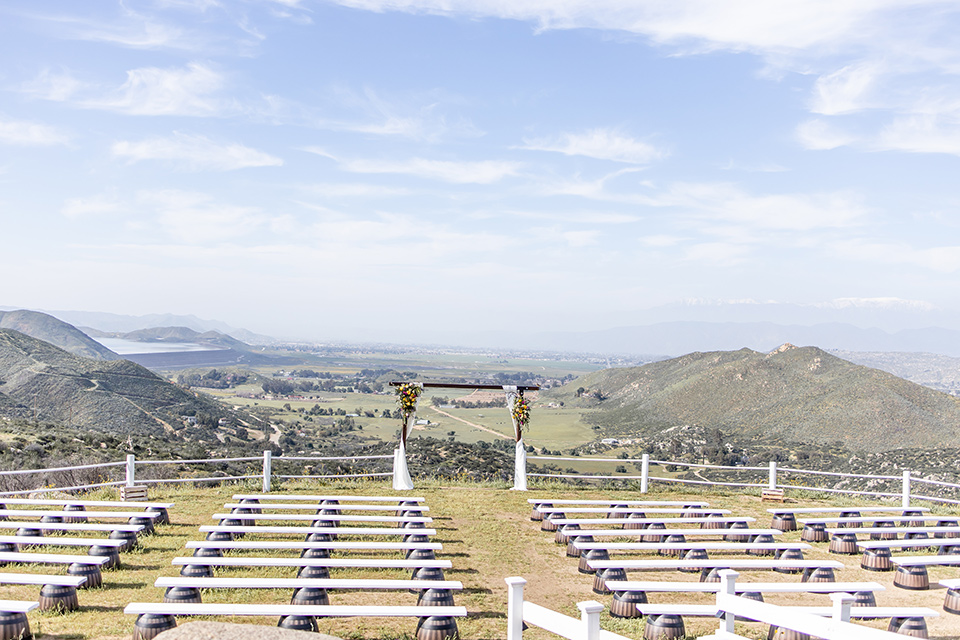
{"left": 528, "top": 499, "right": 708, "bottom": 506}
{"left": 0, "top": 599, "right": 37, "bottom": 637}
{"left": 212, "top": 512, "right": 432, "bottom": 524}
{"left": 768, "top": 506, "right": 928, "bottom": 532}
{"left": 185, "top": 540, "right": 442, "bottom": 553}
{"left": 0, "top": 509, "right": 162, "bottom": 520}
{"left": 574, "top": 541, "right": 810, "bottom": 552}
{"left": 0, "top": 535, "right": 126, "bottom": 548}
{"left": 536, "top": 507, "right": 728, "bottom": 515}
{"left": 233, "top": 494, "right": 426, "bottom": 503}
{"left": 0, "top": 535, "right": 126, "bottom": 569}
{"left": 155, "top": 576, "right": 463, "bottom": 591}
{"left": 633, "top": 604, "right": 938, "bottom": 619}
{"left": 0, "top": 573, "right": 88, "bottom": 612}
{"left": 0, "top": 552, "right": 111, "bottom": 589}
{"left": 0, "top": 498, "right": 172, "bottom": 510}
{"left": 198, "top": 525, "right": 435, "bottom": 537}
{"left": 549, "top": 516, "right": 753, "bottom": 527}
{"left": 224, "top": 502, "right": 430, "bottom": 512}
{"left": 0, "top": 521, "right": 142, "bottom": 533}
{"left": 124, "top": 601, "right": 466, "bottom": 640}
{"left": 604, "top": 580, "right": 884, "bottom": 594}
{"left": 170, "top": 557, "right": 452, "bottom": 570}
{"left": 588, "top": 558, "right": 843, "bottom": 570}
{"left": 563, "top": 527, "right": 780, "bottom": 538}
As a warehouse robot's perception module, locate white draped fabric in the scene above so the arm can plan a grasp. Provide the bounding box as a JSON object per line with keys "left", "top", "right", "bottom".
{"left": 503, "top": 385, "right": 527, "bottom": 491}
{"left": 392, "top": 384, "right": 421, "bottom": 491}
{"left": 392, "top": 437, "right": 414, "bottom": 491}
{"left": 513, "top": 438, "right": 528, "bottom": 491}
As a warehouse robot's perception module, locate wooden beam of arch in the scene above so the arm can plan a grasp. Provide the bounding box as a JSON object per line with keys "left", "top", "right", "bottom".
{"left": 388, "top": 382, "right": 540, "bottom": 391}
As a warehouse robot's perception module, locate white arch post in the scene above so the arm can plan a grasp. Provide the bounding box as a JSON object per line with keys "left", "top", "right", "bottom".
{"left": 392, "top": 383, "right": 420, "bottom": 491}
{"left": 504, "top": 385, "right": 527, "bottom": 491}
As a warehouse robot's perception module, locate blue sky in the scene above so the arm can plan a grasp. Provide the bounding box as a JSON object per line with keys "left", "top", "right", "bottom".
{"left": 2, "top": 1, "right": 960, "bottom": 342}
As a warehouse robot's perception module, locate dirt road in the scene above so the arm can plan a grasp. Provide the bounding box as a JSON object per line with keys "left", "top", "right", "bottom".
{"left": 428, "top": 406, "right": 513, "bottom": 440}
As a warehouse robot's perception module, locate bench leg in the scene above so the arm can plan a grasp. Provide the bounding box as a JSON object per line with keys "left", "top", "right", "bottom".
{"left": 133, "top": 613, "right": 176, "bottom": 640}
{"left": 278, "top": 615, "right": 318, "bottom": 632}
{"left": 38, "top": 584, "right": 78, "bottom": 612}
{"left": 417, "top": 616, "right": 459, "bottom": 640}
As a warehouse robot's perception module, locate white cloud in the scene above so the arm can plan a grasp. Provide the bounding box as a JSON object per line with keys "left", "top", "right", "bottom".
{"left": 663, "top": 182, "right": 868, "bottom": 231}
{"left": 136, "top": 190, "right": 289, "bottom": 243}
{"left": 20, "top": 69, "right": 86, "bottom": 102}
{"left": 874, "top": 114, "right": 960, "bottom": 156}
{"left": 520, "top": 128, "right": 664, "bottom": 164}
{"left": 0, "top": 117, "right": 69, "bottom": 146}
{"left": 796, "top": 119, "right": 858, "bottom": 150}
{"left": 310, "top": 150, "right": 523, "bottom": 184}
{"left": 61, "top": 193, "right": 124, "bottom": 218}
{"left": 810, "top": 62, "right": 882, "bottom": 115}
{"left": 85, "top": 62, "right": 231, "bottom": 116}
{"left": 834, "top": 239, "right": 960, "bottom": 272}
{"left": 112, "top": 133, "right": 283, "bottom": 170}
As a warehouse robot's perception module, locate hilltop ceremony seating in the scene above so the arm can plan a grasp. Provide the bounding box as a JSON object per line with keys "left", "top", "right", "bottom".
{"left": 125, "top": 602, "right": 467, "bottom": 640}
{"left": 0, "top": 498, "right": 173, "bottom": 525}
{"left": 126, "top": 495, "right": 463, "bottom": 640}
{"left": 768, "top": 507, "right": 929, "bottom": 532}
{"left": 856, "top": 538, "right": 960, "bottom": 571}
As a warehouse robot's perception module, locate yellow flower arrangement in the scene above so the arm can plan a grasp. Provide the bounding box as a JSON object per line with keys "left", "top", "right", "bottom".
{"left": 512, "top": 393, "right": 531, "bottom": 432}
{"left": 396, "top": 383, "right": 422, "bottom": 416}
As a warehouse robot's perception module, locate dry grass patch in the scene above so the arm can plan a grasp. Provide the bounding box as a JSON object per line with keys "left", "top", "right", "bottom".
{"left": 7, "top": 480, "right": 960, "bottom": 639}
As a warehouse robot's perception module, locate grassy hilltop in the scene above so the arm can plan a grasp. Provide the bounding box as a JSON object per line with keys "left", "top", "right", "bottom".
{"left": 10, "top": 479, "right": 960, "bottom": 640}
{"left": 559, "top": 344, "right": 960, "bottom": 453}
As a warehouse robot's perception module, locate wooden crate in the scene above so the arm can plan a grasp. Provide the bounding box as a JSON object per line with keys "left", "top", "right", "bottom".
{"left": 761, "top": 488, "right": 785, "bottom": 502}
{"left": 120, "top": 485, "right": 149, "bottom": 502}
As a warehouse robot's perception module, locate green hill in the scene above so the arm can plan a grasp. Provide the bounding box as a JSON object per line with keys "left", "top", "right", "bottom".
{"left": 88, "top": 326, "right": 253, "bottom": 351}
{"left": 0, "top": 329, "right": 225, "bottom": 435}
{"left": 564, "top": 343, "right": 960, "bottom": 453}
{"left": 0, "top": 309, "right": 119, "bottom": 360}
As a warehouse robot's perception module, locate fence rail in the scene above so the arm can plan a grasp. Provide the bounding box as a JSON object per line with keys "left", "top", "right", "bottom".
{"left": 0, "top": 447, "right": 958, "bottom": 506}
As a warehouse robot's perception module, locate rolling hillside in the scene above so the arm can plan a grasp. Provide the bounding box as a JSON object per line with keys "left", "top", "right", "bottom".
{"left": 0, "top": 329, "right": 225, "bottom": 435}
{"left": 565, "top": 343, "right": 960, "bottom": 453}
{"left": 0, "top": 309, "right": 119, "bottom": 360}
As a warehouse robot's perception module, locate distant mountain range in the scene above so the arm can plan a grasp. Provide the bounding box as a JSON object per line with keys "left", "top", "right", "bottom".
{"left": 555, "top": 344, "right": 960, "bottom": 453}
{"left": 465, "top": 321, "right": 960, "bottom": 359}
{"left": 0, "top": 307, "right": 274, "bottom": 345}
{"left": 0, "top": 328, "right": 224, "bottom": 434}
{"left": 0, "top": 310, "right": 119, "bottom": 360}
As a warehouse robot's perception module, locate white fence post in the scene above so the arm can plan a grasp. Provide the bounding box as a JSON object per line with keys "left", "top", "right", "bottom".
{"left": 902, "top": 470, "right": 911, "bottom": 508}
{"left": 830, "top": 592, "right": 853, "bottom": 622}
{"left": 125, "top": 454, "right": 135, "bottom": 487}
{"left": 769, "top": 461, "right": 777, "bottom": 490}
{"left": 718, "top": 569, "right": 738, "bottom": 634}
{"left": 263, "top": 450, "right": 272, "bottom": 493}
{"left": 577, "top": 601, "right": 603, "bottom": 640}
{"left": 640, "top": 453, "right": 649, "bottom": 493}
{"left": 505, "top": 577, "right": 526, "bottom": 640}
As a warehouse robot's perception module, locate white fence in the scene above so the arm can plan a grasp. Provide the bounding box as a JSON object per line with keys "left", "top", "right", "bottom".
{"left": 700, "top": 570, "right": 904, "bottom": 640}
{"left": 505, "top": 577, "right": 630, "bottom": 640}
{"left": 0, "top": 451, "right": 392, "bottom": 496}
{"left": 526, "top": 453, "right": 960, "bottom": 508}
{"left": 2, "top": 448, "right": 960, "bottom": 505}
{"left": 507, "top": 572, "right": 905, "bottom": 640}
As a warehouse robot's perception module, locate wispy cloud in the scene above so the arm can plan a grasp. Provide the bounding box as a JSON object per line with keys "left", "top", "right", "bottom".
{"left": 796, "top": 119, "right": 858, "bottom": 150}
{"left": 86, "top": 62, "right": 232, "bottom": 116}
{"left": 305, "top": 148, "right": 522, "bottom": 184}
{"left": 520, "top": 128, "right": 664, "bottom": 164}
{"left": 137, "top": 189, "right": 292, "bottom": 243}
{"left": 834, "top": 239, "right": 960, "bottom": 273}
{"left": 112, "top": 133, "right": 282, "bottom": 170}
{"left": 61, "top": 193, "right": 124, "bottom": 218}
{"left": 0, "top": 116, "right": 69, "bottom": 146}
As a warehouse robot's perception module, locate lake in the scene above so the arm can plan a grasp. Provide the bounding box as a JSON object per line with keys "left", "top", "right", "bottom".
{"left": 96, "top": 338, "right": 223, "bottom": 355}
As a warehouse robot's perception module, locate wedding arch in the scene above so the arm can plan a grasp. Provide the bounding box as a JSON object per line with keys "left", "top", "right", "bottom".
{"left": 388, "top": 381, "right": 539, "bottom": 491}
